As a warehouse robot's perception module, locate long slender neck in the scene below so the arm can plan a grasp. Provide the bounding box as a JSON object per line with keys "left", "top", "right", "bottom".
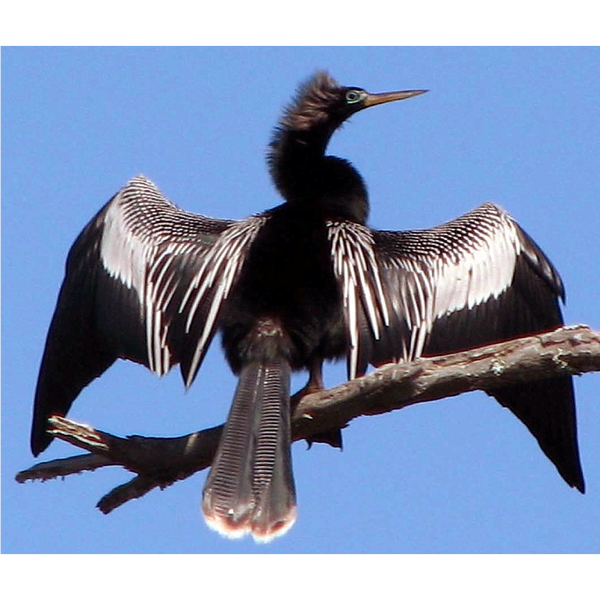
{"left": 268, "top": 125, "right": 369, "bottom": 224}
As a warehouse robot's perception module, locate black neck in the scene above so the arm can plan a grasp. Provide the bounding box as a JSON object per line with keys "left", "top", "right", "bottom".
{"left": 268, "top": 126, "right": 369, "bottom": 224}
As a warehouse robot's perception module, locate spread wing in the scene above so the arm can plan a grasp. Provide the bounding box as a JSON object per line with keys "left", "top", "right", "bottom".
{"left": 328, "top": 203, "right": 584, "bottom": 492}
{"left": 31, "top": 175, "right": 265, "bottom": 455}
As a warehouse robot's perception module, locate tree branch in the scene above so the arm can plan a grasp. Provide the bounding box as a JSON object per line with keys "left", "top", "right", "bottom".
{"left": 16, "top": 325, "right": 600, "bottom": 513}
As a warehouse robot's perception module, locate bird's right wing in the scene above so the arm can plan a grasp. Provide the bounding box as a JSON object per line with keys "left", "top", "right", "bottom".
{"left": 328, "top": 204, "right": 584, "bottom": 492}
{"left": 32, "top": 175, "right": 265, "bottom": 455}
{"left": 329, "top": 204, "right": 566, "bottom": 374}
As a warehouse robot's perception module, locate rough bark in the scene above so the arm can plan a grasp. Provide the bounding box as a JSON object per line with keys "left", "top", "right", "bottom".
{"left": 16, "top": 325, "right": 600, "bottom": 514}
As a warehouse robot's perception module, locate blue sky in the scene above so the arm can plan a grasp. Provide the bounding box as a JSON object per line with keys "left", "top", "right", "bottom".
{"left": 3, "top": 47, "right": 600, "bottom": 556}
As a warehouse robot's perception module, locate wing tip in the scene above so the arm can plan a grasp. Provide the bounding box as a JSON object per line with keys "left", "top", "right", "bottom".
{"left": 573, "top": 478, "right": 586, "bottom": 495}
{"left": 30, "top": 411, "right": 56, "bottom": 457}
{"left": 30, "top": 438, "right": 46, "bottom": 458}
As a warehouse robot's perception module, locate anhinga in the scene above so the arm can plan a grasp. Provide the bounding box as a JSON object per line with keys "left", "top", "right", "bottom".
{"left": 31, "top": 71, "right": 584, "bottom": 542}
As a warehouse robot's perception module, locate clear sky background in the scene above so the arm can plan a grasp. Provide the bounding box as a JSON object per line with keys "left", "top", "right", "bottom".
{"left": 3, "top": 47, "right": 600, "bottom": 557}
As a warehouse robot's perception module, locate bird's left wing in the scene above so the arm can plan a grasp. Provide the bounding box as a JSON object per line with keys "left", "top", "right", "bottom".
{"left": 32, "top": 175, "right": 264, "bottom": 455}
{"left": 328, "top": 203, "right": 584, "bottom": 491}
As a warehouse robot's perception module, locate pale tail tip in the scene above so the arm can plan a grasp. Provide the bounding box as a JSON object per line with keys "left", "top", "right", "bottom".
{"left": 203, "top": 507, "right": 297, "bottom": 543}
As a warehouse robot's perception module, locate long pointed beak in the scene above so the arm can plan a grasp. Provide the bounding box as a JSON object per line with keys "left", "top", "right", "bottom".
{"left": 364, "top": 89, "right": 428, "bottom": 108}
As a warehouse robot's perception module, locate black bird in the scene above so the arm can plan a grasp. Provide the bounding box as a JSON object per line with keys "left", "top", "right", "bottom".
{"left": 31, "top": 71, "right": 584, "bottom": 542}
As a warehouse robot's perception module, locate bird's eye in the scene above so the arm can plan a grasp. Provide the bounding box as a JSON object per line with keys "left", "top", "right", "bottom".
{"left": 345, "top": 90, "right": 364, "bottom": 104}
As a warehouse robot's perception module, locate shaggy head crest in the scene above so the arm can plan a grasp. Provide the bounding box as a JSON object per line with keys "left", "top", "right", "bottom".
{"left": 278, "top": 71, "right": 344, "bottom": 132}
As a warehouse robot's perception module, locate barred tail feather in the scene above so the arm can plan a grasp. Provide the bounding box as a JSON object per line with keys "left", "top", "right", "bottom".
{"left": 201, "top": 360, "right": 296, "bottom": 542}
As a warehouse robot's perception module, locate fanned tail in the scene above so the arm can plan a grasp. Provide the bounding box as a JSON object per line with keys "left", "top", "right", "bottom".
{"left": 201, "top": 360, "right": 296, "bottom": 542}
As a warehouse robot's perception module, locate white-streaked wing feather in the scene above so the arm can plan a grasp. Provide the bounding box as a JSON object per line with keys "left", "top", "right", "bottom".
{"left": 180, "top": 216, "right": 266, "bottom": 387}
{"left": 428, "top": 213, "right": 520, "bottom": 318}
{"left": 32, "top": 175, "right": 264, "bottom": 454}
{"left": 327, "top": 221, "right": 391, "bottom": 379}
{"left": 98, "top": 176, "right": 238, "bottom": 378}
{"left": 366, "top": 204, "right": 583, "bottom": 494}
{"left": 329, "top": 203, "right": 565, "bottom": 376}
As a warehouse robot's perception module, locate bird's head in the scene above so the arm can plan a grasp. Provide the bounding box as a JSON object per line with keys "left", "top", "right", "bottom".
{"left": 278, "top": 70, "right": 427, "bottom": 140}
{"left": 268, "top": 71, "right": 427, "bottom": 219}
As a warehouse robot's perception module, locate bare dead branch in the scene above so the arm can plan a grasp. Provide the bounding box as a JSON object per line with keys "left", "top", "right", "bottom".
{"left": 16, "top": 325, "right": 600, "bottom": 513}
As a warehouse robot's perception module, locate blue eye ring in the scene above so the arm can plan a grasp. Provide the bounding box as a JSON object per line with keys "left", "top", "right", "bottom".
{"left": 345, "top": 89, "right": 364, "bottom": 104}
